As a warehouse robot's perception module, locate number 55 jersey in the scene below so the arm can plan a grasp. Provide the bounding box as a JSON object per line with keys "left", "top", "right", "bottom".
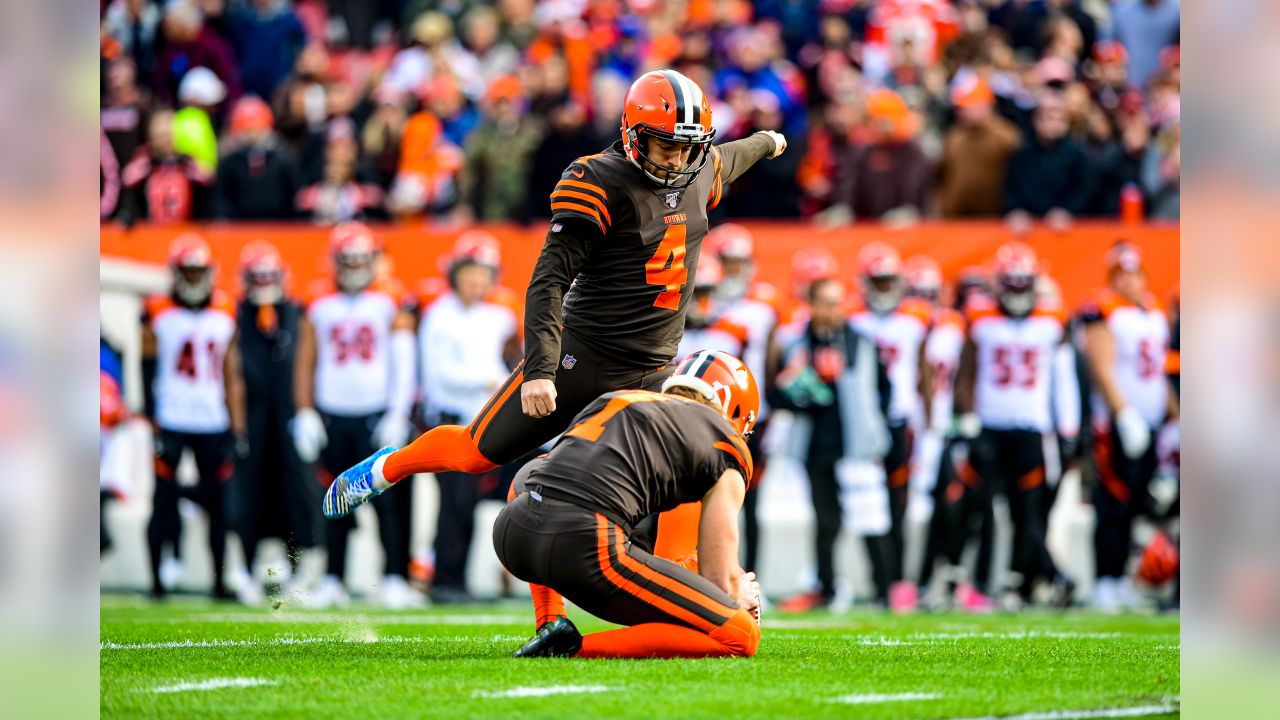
{"left": 967, "top": 300, "right": 1066, "bottom": 433}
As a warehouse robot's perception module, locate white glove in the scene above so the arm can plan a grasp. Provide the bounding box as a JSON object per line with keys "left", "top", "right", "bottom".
{"left": 955, "top": 412, "right": 982, "bottom": 440}
{"left": 738, "top": 571, "right": 762, "bottom": 623}
{"left": 1115, "top": 406, "right": 1152, "bottom": 459}
{"left": 373, "top": 413, "right": 411, "bottom": 449}
{"left": 291, "top": 408, "right": 327, "bottom": 463}
{"left": 757, "top": 130, "right": 787, "bottom": 158}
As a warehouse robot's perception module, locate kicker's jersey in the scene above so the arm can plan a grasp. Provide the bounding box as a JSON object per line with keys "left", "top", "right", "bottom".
{"left": 924, "top": 307, "right": 966, "bottom": 430}
{"left": 851, "top": 297, "right": 932, "bottom": 425}
{"left": 968, "top": 303, "right": 1066, "bottom": 432}
{"left": 528, "top": 390, "right": 753, "bottom": 528}
{"left": 145, "top": 292, "right": 236, "bottom": 433}
{"left": 524, "top": 134, "right": 775, "bottom": 381}
{"left": 1080, "top": 290, "right": 1169, "bottom": 427}
{"left": 306, "top": 280, "right": 407, "bottom": 417}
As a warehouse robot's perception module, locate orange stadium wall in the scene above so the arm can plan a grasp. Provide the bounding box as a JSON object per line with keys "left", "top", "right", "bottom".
{"left": 100, "top": 221, "right": 1179, "bottom": 313}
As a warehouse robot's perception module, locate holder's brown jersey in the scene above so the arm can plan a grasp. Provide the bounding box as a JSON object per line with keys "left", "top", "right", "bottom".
{"left": 525, "top": 390, "right": 754, "bottom": 528}
{"left": 523, "top": 134, "right": 775, "bottom": 380}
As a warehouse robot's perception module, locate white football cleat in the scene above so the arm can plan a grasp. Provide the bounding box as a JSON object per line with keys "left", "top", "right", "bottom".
{"left": 305, "top": 575, "right": 352, "bottom": 609}
{"left": 378, "top": 575, "right": 427, "bottom": 609}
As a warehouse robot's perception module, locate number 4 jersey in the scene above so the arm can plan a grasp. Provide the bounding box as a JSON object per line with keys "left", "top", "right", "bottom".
{"left": 144, "top": 292, "right": 236, "bottom": 433}
{"left": 524, "top": 134, "right": 776, "bottom": 381}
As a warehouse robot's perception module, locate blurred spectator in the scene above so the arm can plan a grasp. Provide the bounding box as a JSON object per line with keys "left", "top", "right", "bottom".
{"left": 296, "top": 117, "right": 385, "bottom": 223}
{"left": 152, "top": 1, "right": 242, "bottom": 109}
{"left": 525, "top": 100, "right": 603, "bottom": 221}
{"left": 722, "top": 91, "right": 804, "bottom": 218}
{"left": 173, "top": 67, "right": 225, "bottom": 173}
{"left": 423, "top": 75, "right": 481, "bottom": 147}
{"left": 102, "top": 129, "right": 122, "bottom": 220}
{"left": 386, "top": 106, "right": 464, "bottom": 218}
{"left": 419, "top": 246, "right": 518, "bottom": 603}
{"left": 101, "top": 58, "right": 152, "bottom": 191}
{"left": 716, "top": 26, "right": 806, "bottom": 138}
{"left": 458, "top": 77, "right": 543, "bottom": 223}
{"left": 1003, "top": 92, "right": 1097, "bottom": 225}
{"left": 989, "top": 0, "right": 1049, "bottom": 56}
{"left": 102, "top": 0, "right": 162, "bottom": 79}
{"left": 1142, "top": 114, "right": 1179, "bottom": 219}
{"left": 119, "top": 110, "right": 213, "bottom": 226}
{"left": 229, "top": 0, "right": 306, "bottom": 101}
{"left": 1088, "top": 40, "right": 1130, "bottom": 115}
{"left": 797, "top": 99, "right": 858, "bottom": 217}
{"left": 1111, "top": 0, "right": 1181, "bottom": 87}
{"left": 385, "top": 12, "right": 470, "bottom": 98}
{"left": 273, "top": 43, "right": 351, "bottom": 159}
{"left": 459, "top": 6, "right": 520, "bottom": 96}
{"left": 937, "top": 75, "right": 1022, "bottom": 218}
{"left": 360, "top": 84, "right": 411, "bottom": 190}
{"left": 216, "top": 96, "right": 300, "bottom": 220}
{"left": 1046, "top": 0, "right": 1098, "bottom": 65}
{"left": 1082, "top": 106, "right": 1147, "bottom": 216}
{"left": 329, "top": 0, "right": 397, "bottom": 49}
{"left": 826, "top": 88, "right": 932, "bottom": 225}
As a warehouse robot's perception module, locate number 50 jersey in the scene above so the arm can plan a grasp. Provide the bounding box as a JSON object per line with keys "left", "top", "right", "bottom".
{"left": 306, "top": 280, "right": 408, "bottom": 417}
{"left": 144, "top": 292, "right": 236, "bottom": 433}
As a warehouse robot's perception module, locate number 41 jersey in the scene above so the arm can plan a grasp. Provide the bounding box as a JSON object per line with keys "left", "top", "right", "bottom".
{"left": 145, "top": 292, "right": 236, "bottom": 434}
{"left": 967, "top": 301, "right": 1065, "bottom": 433}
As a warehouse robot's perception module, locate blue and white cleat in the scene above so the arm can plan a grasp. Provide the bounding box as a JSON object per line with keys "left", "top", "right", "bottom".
{"left": 323, "top": 446, "right": 396, "bottom": 519}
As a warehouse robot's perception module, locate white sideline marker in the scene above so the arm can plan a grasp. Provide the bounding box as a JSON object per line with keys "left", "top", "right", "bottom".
{"left": 474, "top": 685, "right": 610, "bottom": 699}
{"left": 101, "top": 635, "right": 497, "bottom": 650}
{"left": 149, "top": 678, "right": 277, "bottom": 693}
{"left": 940, "top": 703, "right": 1178, "bottom": 720}
{"left": 831, "top": 693, "right": 942, "bottom": 704}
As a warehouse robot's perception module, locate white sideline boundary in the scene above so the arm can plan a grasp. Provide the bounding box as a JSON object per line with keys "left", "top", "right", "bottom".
{"left": 936, "top": 703, "right": 1178, "bottom": 719}
{"left": 830, "top": 692, "right": 942, "bottom": 704}
{"left": 148, "top": 678, "right": 277, "bottom": 693}
{"left": 102, "top": 634, "right": 526, "bottom": 650}
{"left": 473, "top": 685, "right": 611, "bottom": 699}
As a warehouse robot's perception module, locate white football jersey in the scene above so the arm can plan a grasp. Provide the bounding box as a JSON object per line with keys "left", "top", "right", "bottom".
{"left": 420, "top": 293, "right": 517, "bottom": 422}
{"left": 924, "top": 308, "right": 966, "bottom": 431}
{"left": 1085, "top": 291, "right": 1170, "bottom": 427}
{"left": 969, "top": 305, "right": 1065, "bottom": 432}
{"left": 146, "top": 293, "right": 236, "bottom": 433}
{"left": 851, "top": 298, "right": 932, "bottom": 425}
{"left": 714, "top": 285, "right": 778, "bottom": 416}
{"left": 308, "top": 282, "right": 404, "bottom": 417}
{"left": 677, "top": 317, "right": 748, "bottom": 362}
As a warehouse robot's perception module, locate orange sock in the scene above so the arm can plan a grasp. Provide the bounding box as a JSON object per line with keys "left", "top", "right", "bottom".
{"left": 530, "top": 584, "right": 567, "bottom": 629}
{"left": 382, "top": 425, "right": 496, "bottom": 483}
{"left": 576, "top": 609, "right": 759, "bottom": 659}
{"left": 654, "top": 501, "right": 701, "bottom": 561}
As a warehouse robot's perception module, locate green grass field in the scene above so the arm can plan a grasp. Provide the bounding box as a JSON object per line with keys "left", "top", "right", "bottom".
{"left": 101, "top": 595, "right": 1179, "bottom": 719}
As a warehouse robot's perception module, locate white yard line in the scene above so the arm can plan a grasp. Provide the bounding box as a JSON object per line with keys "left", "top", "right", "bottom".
{"left": 474, "top": 685, "right": 611, "bottom": 699}
{"left": 139, "top": 613, "right": 528, "bottom": 625}
{"left": 939, "top": 703, "right": 1178, "bottom": 720}
{"left": 148, "top": 678, "right": 277, "bottom": 693}
{"left": 102, "top": 634, "right": 520, "bottom": 650}
{"left": 830, "top": 692, "right": 942, "bottom": 704}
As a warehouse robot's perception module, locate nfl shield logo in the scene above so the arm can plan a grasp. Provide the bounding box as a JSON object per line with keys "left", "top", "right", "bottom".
{"left": 561, "top": 354, "right": 577, "bottom": 370}
{"left": 664, "top": 191, "right": 680, "bottom": 209}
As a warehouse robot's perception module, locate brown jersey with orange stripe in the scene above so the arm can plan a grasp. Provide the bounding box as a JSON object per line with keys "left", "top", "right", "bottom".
{"left": 525, "top": 390, "right": 753, "bottom": 528}
{"left": 525, "top": 134, "right": 775, "bottom": 381}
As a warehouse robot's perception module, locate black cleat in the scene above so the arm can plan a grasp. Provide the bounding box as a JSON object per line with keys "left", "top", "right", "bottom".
{"left": 512, "top": 616, "right": 582, "bottom": 658}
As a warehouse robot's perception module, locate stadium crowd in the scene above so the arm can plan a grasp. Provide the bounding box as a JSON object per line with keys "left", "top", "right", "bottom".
{"left": 101, "top": 0, "right": 1180, "bottom": 226}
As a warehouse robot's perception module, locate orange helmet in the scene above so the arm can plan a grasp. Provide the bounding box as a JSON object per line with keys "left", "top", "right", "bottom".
{"left": 1106, "top": 241, "right": 1144, "bottom": 277}
{"left": 100, "top": 371, "right": 126, "bottom": 429}
{"left": 620, "top": 70, "right": 716, "bottom": 188}
{"left": 168, "top": 233, "right": 214, "bottom": 306}
{"left": 695, "top": 252, "right": 723, "bottom": 289}
{"left": 903, "top": 254, "right": 942, "bottom": 303}
{"left": 663, "top": 350, "right": 760, "bottom": 438}
{"left": 707, "top": 223, "right": 754, "bottom": 261}
{"left": 447, "top": 230, "right": 502, "bottom": 272}
{"left": 240, "top": 240, "right": 285, "bottom": 305}
{"left": 792, "top": 247, "right": 839, "bottom": 300}
{"left": 994, "top": 242, "right": 1039, "bottom": 318}
{"left": 1137, "top": 530, "right": 1179, "bottom": 586}
{"left": 857, "top": 241, "right": 903, "bottom": 313}
{"left": 229, "top": 96, "right": 274, "bottom": 136}
{"left": 329, "top": 222, "right": 380, "bottom": 293}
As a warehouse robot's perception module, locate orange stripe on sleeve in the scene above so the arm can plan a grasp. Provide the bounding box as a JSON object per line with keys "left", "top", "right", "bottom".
{"left": 714, "top": 440, "right": 753, "bottom": 483}
{"left": 550, "top": 202, "right": 605, "bottom": 232}
{"left": 550, "top": 189, "right": 612, "bottom": 227}
{"left": 555, "top": 179, "right": 608, "bottom": 201}
{"left": 469, "top": 367, "right": 523, "bottom": 440}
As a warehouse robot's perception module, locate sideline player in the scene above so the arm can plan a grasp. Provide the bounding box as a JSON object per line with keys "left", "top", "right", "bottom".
{"left": 496, "top": 351, "right": 762, "bottom": 659}
{"left": 141, "top": 234, "right": 237, "bottom": 598}
{"left": 322, "top": 70, "right": 786, "bottom": 621}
